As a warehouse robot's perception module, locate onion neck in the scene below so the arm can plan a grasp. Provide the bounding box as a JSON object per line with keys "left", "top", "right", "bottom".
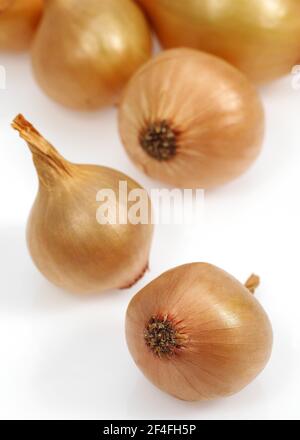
{"left": 245, "top": 274, "right": 260, "bottom": 294}
{"left": 12, "top": 114, "right": 72, "bottom": 189}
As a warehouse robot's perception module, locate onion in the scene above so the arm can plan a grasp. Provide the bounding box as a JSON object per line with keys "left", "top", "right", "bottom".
{"left": 119, "top": 48, "right": 265, "bottom": 189}
{"left": 12, "top": 115, "right": 154, "bottom": 294}
{"left": 0, "top": 0, "right": 43, "bottom": 51}
{"left": 137, "top": 0, "right": 300, "bottom": 83}
{"left": 126, "top": 263, "right": 273, "bottom": 401}
{"left": 31, "top": 0, "right": 152, "bottom": 110}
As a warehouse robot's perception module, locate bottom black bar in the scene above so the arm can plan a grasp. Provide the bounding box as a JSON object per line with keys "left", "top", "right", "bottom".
{"left": 0, "top": 420, "right": 280, "bottom": 438}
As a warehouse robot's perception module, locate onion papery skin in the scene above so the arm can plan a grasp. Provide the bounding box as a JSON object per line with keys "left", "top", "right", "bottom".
{"left": 31, "top": 0, "right": 152, "bottom": 110}
{"left": 0, "top": 0, "right": 43, "bottom": 51}
{"left": 119, "top": 48, "right": 265, "bottom": 189}
{"left": 137, "top": 0, "right": 300, "bottom": 84}
{"left": 13, "top": 115, "right": 154, "bottom": 294}
{"left": 126, "top": 263, "right": 273, "bottom": 401}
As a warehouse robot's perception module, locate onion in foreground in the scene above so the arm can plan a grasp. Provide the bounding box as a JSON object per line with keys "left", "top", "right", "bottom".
{"left": 126, "top": 263, "right": 273, "bottom": 401}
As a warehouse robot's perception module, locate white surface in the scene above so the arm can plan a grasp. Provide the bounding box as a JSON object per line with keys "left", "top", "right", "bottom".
{"left": 0, "top": 52, "right": 300, "bottom": 421}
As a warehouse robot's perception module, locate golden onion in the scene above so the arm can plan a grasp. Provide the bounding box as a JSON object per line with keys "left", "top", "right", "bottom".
{"left": 126, "top": 263, "right": 273, "bottom": 401}
{"left": 119, "top": 48, "right": 265, "bottom": 189}
{"left": 31, "top": 0, "right": 152, "bottom": 110}
{"left": 137, "top": 0, "right": 300, "bottom": 83}
{"left": 0, "top": 0, "right": 43, "bottom": 51}
{"left": 12, "top": 115, "right": 154, "bottom": 294}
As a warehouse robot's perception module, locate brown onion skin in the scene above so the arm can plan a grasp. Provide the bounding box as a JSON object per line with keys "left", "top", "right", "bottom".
{"left": 137, "top": 0, "right": 300, "bottom": 84}
{"left": 0, "top": 0, "right": 43, "bottom": 51}
{"left": 31, "top": 0, "right": 152, "bottom": 110}
{"left": 119, "top": 48, "right": 265, "bottom": 189}
{"left": 12, "top": 115, "right": 154, "bottom": 294}
{"left": 126, "top": 263, "right": 273, "bottom": 401}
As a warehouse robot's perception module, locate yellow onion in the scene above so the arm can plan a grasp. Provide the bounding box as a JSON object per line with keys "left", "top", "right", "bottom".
{"left": 0, "top": 0, "right": 11, "bottom": 9}
{"left": 0, "top": 0, "right": 43, "bottom": 51}
{"left": 119, "top": 48, "right": 264, "bottom": 189}
{"left": 12, "top": 115, "right": 154, "bottom": 294}
{"left": 137, "top": 0, "right": 300, "bottom": 83}
{"left": 126, "top": 263, "right": 273, "bottom": 401}
{"left": 31, "top": 0, "right": 152, "bottom": 110}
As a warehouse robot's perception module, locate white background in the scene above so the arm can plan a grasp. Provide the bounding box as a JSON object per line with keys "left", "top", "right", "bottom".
{"left": 0, "top": 50, "right": 300, "bottom": 420}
